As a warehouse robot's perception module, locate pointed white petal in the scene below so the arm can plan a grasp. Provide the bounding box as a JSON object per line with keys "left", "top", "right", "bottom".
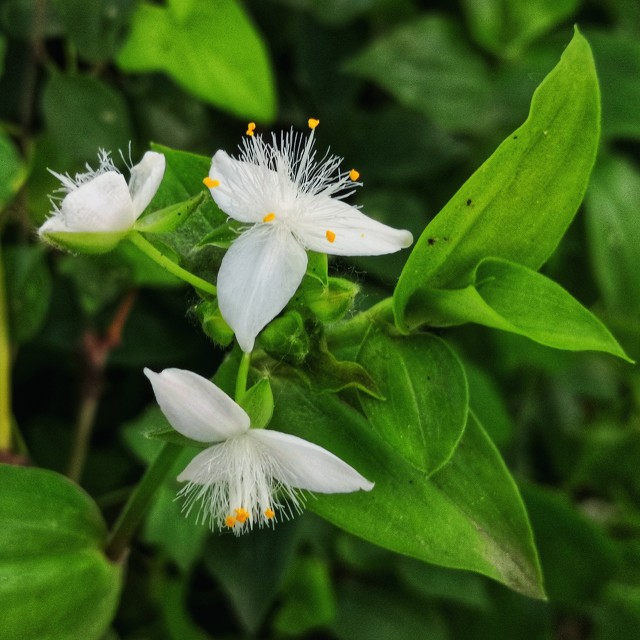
{"left": 54, "top": 172, "right": 135, "bottom": 232}
{"left": 144, "top": 368, "right": 249, "bottom": 443}
{"left": 217, "top": 225, "right": 308, "bottom": 352}
{"left": 296, "top": 197, "right": 413, "bottom": 256}
{"left": 249, "top": 429, "right": 374, "bottom": 493}
{"left": 208, "top": 150, "right": 295, "bottom": 223}
{"left": 176, "top": 443, "right": 227, "bottom": 483}
{"left": 128, "top": 151, "right": 166, "bottom": 217}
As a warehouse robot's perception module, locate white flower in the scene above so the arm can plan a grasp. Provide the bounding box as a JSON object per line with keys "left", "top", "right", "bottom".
{"left": 144, "top": 367, "right": 374, "bottom": 535}
{"left": 39, "top": 149, "right": 166, "bottom": 236}
{"left": 205, "top": 120, "right": 414, "bottom": 352}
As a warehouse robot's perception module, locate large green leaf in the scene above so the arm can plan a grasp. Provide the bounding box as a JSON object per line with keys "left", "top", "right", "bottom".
{"left": 357, "top": 328, "right": 468, "bottom": 474}
{"left": 117, "top": 0, "right": 276, "bottom": 121}
{"left": 394, "top": 28, "right": 600, "bottom": 324}
{"left": 0, "top": 465, "right": 122, "bottom": 640}
{"left": 462, "top": 0, "right": 580, "bottom": 58}
{"left": 269, "top": 379, "right": 545, "bottom": 599}
{"left": 344, "top": 16, "right": 492, "bottom": 135}
{"left": 405, "top": 257, "right": 629, "bottom": 360}
{"left": 585, "top": 154, "right": 640, "bottom": 314}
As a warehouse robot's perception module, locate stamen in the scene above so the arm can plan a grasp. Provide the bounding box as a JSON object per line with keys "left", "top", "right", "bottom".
{"left": 203, "top": 177, "right": 220, "bottom": 188}
{"left": 235, "top": 508, "right": 249, "bottom": 523}
{"left": 326, "top": 230, "right": 336, "bottom": 243}
{"left": 225, "top": 515, "right": 236, "bottom": 528}
{"left": 246, "top": 122, "right": 256, "bottom": 136}
{"left": 349, "top": 168, "right": 360, "bottom": 181}
{"left": 308, "top": 118, "right": 320, "bottom": 129}
{"left": 263, "top": 212, "right": 276, "bottom": 223}
{"left": 265, "top": 508, "right": 275, "bottom": 519}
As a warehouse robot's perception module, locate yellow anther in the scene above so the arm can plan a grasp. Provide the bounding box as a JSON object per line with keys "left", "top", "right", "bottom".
{"left": 349, "top": 168, "right": 360, "bottom": 181}
{"left": 326, "top": 230, "right": 336, "bottom": 243}
{"left": 235, "top": 508, "right": 249, "bottom": 523}
{"left": 265, "top": 508, "right": 275, "bottom": 519}
{"left": 263, "top": 212, "right": 276, "bottom": 223}
{"left": 203, "top": 177, "right": 219, "bottom": 188}
{"left": 225, "top": 515, "right": 236, "bottom": 528}
{"left": 308, "top": 118, "right": 320, "bottom": 129}
{"left": 246, "top": 122, "right": 256, "bottom": 136}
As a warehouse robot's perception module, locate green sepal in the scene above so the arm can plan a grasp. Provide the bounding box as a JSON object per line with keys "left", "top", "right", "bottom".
{"left": 305, "top": 251, "right": 329, "bottom": 285}
{"left": 258, "top": 311, "right": 310, "bottom": 363}
{"left": 303, "top": 276, "right": 360, "bottom": 323}
{"left": 240, "top": 378, "right": 274, "bottom": 429}
{"left": 134, "top": 191, "right": 207, "bottom": 233}
{"left": 41, "top": 229, "right": 129, "bottom": 254}
{"left": 196, "top": 219, "right": 244, "bottom": 249}
{"left": 195, "top": 298, "right": 234, "bottom": 346}
{"left": 142, "top": 423, "right": 208, "bottom": 449}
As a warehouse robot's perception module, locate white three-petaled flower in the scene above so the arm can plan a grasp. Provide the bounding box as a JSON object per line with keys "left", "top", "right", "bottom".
{"left": 205, "top": 120, "right": 413, "bottom": 352}
{"left": 39, "top": 149, "right": 165, "bottom": 236}
{"left": 144, "top": 367, "right": 373, "bottom": 535}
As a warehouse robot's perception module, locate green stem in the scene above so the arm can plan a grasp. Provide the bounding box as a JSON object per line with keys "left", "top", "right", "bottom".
{"left": 128, "top": 232, "right": 217, "bottom": 297}
{"left": 235, "top": 350, "right": 251, "bottom": 404}
{"left": 106, "top": 442, "right": 182, "bottom": 562}
{"left": 0, "top": 246, "right": 11, "bottom": 451}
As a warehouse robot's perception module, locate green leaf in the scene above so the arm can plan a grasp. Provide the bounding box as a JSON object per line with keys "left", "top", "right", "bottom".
{"left": 357, "top": 328, "right": 468, "bottom": 474}
{"left": 462, "top": 0, "right": 580, "bottom": 58}
{"left": 196, "top": 220, "right": 243, "bottom": 249}
{"left": 4, "top": 245, "right": 52, "bottom": 344}
{"left": 149, "top": 144, "right": 211, "bottom": 203}
{"left": 344, "top": 16, "right": 492, "bottom": 135}
{"left": 204, "top": 521, "right": 299, "bottom": 634}
{"left": 0, "top": 132, "right": 26, "bottom": 208}
{"left": 41, "top": 230, "right": 129, "bottom": 254}
{"left": 408, "top": 257, "right": 629, "bottom": 360}
{"left": 117, "top": 0, "right": 276, "bottom": 120}
{"left": 0, "top": 465, "right": 122, "bottom": 640}
{"left": 51, "top": 0, "right": 135, "bottom": 63}
{"left": 394, "top": 28, "right": 600, "bottom": 323}
{"left": 270, "top": 379, "right": 545, "bottom": 599}
{"left": 134, "top": 191, "right": 207, "bottom": 233}
{"left": 240, "top": 378, "right": 274, "bottom": 429}
{"left": 585, "top": 154, "right": 640, "bottom": 314}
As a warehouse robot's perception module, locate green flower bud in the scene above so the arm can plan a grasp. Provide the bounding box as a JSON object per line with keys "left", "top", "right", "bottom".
{"left": 303, "top": 276, "right": 360, "bottom": 322}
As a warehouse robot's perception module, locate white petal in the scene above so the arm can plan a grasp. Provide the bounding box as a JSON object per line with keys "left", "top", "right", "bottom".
{"left": 128, "top": 151, "right": 166, "bottom": 217}
{"left": 296, "top": 197, "right": 413, "bottom": 256}
{"left": 51, "top": 172, "right": 135, "bottom": 232}
{"left": 144, "top": 368, "right": 249, "bottom": 443}
{"left": 249, "top": 429, "right": 374, "bottom": 493}
{"left": 208, "top": 150, "right": 295, "bottom": 223}
{"left": 217, "top": 225, "right": 308, "bottom": 352}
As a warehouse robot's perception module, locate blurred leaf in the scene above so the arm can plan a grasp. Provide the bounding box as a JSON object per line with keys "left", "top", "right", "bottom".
{"left": 462, "top": 0, "right": 580, "bottom": 58}
{"left": 394, "top": 28, "right": 600, "bottom": 321}
{"left": 585, "top": 154, "right": 640, "bottom": 314}
{"left": 204, "top": 520, "right": 299, "bottom": 634}
{"left": 51, "top": 0, "right": 135, "bottom": 63}
{"left": 332, "top": 579, "right": 449, "bottom": 640}
{"left": 407, "top": 258, "right": 629, "bottom": 360}
{"left": 270, "top": 379, "right": 545, "bottom": 599}
{"left": 587, "top": 30, "right": 640, "bottom": 140}
{"left": 0, "top": 34, "right": 5, "bottom": 77}
{"left": 0, "top": 131, "right": 26, "bottom": 207}
{"left": 4, "top": 245, "right": 52, "bottom": 344}
{"left": 0, "top": 0, "right": 64, "bottom": 39}
{"left": 521, "top": 482, "right": 619, "bottom": 605}
{"left": 345, "top": 16, "right": 492, "bottom": 134}
{"left": 0, "top": 465, "right": 122, "bottom": 640}
{"left": 357, "top": 328, "right": 468, "bottom": 474}
{"left": 117, "top": 0, "right": 276, "bottom": 120}
{"left": 273, "top": 555, "right": 336, "bottom": 635}
{"left": 156, "top": 574, "right": 211, "bottom": 640}
{"left": 277, "top": 0, "right": 395, "bottom": 26}
{"left": 594, "top": 582, "right": 640, "bottom": 640}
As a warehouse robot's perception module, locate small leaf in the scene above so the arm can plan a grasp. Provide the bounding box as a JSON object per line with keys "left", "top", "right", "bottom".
{"left": 142, "top": 423, "right": 207, "bottom": 449}
{"left": 0, "top": 465, "right": 122, "bottom": 640}
{"left": 270, "top": 379, "right": 545, "bottom": 599}
{"left": 134, "top": 191, "right": 207, "bottom": 233}
{"left": 41, "top": 230, "right": 129, "bottom": 255}
{"left": 117, "top": 0, "right": 276, "bottom": 120}
{"left": 357, "top": 328, "right": 468, "bottom": 474}
{"left": 240, "top": 378, "right": 274, "bottom": 429}
{"left": 395, "top": 28, "right": 600, "bottom": 323}
{"left": 196, "top": 221, "right": 242, "bottom": 249}
{"left": 305, "top": 251, "right": 328, "bottom": 285}
{"left": 408, "top": 257, "right": 630, "bottom": 361}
